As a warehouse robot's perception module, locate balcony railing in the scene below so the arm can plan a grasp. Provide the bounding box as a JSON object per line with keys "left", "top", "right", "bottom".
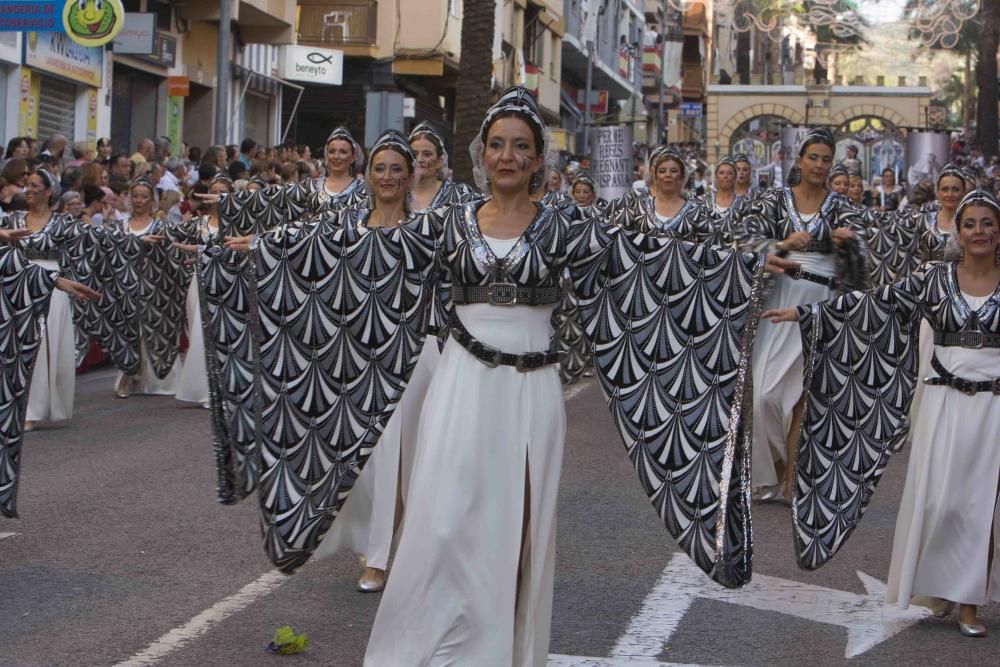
{"left": 297, "top": 1, "right": 377, "bottom": 47}
{"left": 642, "top": 46, "right": 661, "bottom": 77}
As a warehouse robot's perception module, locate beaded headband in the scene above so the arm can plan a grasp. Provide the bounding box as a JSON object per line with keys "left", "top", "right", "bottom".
{"left": 478, "top": 86, "right": 546, "bottom": 146}
{"left": 732, "top": 153, "right": 752, "bottom": 165}
{"left": 715, "top": 156, "right": 736, "bottom": 172}
{"left": 572, "top": 173, "right": 596, "bottom": 190}
{"left": 650, "top": 146, "right": 687, "bottom": 176}
{"left": 828, "top": 164, "right": 849, "bottom": 180}
{"left": 937, "top": 163, "right": 967, "bottom": 186}
{"left": 368, "top": 129, "right": 416, "bottom": 173}
{"left": 799, "top": 127, "right": 836, "bottom": 153}
{"left": 35, "top": 167, "right": 55, "bottom": 189}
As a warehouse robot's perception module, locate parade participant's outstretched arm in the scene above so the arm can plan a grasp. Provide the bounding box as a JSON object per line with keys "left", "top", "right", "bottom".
{"left": 763, "top": 270, "right": 925, "bottom": 570}
{"left": 565, "top": 213, "right": 795, "bottom": 588}
{"left": 244, "top": 210, "right": 440, "bottom": 572}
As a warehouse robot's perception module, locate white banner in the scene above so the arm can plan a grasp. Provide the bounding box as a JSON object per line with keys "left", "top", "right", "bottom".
{"left": 589, "top": 125, "right": 634, "bottom": 202}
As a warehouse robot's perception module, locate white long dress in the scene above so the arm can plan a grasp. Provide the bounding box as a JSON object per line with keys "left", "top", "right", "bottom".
{"left": 315, "top": 341, "right": 441, "bottom": 570}
{"left": 886, "top": 292, "right": 1000, "bottom": 609}
{"left": 113, "top": 221, "right": 180, "bottom": 396}
{"left": 175, "top": 220, "right": 217, "bottom": 406}
{"left": 364, "top": 236, "right": 566, "bottom": 667}
{"left": 25, "top": 258, "right": 75, "bottom": 423}
{"left": 751, "top": 243, "right": 835, "bottom": 489}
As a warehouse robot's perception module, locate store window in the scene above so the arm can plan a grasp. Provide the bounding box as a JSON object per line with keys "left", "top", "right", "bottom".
{"left": 37, "top": 76, "right": 77, "bottom": 145}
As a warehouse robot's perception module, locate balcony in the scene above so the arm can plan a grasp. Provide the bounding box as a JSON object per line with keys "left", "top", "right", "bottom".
{"left": 297, "top": 1, "right": 378, "bottom": 48}
{"left": 642, "top": 45, "right": 661, "bottom": 83}
{"left": 682, "top": 61, "right": 705, "bottom": 100}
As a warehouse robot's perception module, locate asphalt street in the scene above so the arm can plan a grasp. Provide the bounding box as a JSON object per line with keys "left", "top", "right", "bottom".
{"left": 1, "top": 367, "right": 997, "bottom": 666}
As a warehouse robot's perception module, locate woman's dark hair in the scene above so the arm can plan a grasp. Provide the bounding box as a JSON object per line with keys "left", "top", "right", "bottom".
{"left": 188, "top": 146, "right": 203, "bottom": 164}
{"left": 482, "top": 110, "right": 545, "bottom": 156}
{"left": 410, "top": 131, "right": 445, "bottom": 158}
{"left": 0, "top": 157, "right": 28, "bottom": 184}
{"left": 4, "top": 136, "right": 29, "bottom": 159}
{"left": 82, "top": 184, "right": 106, "bottom": 207}
{"left": 882, "top": 168, "right": 895, "bottom": 177}
{"left": 61, "top": 167, "right": 83, "bottom": 191}
{"left": 228, "top": 161, "right": 248, "bottom": 180}
{"left": 198, "top": 162, "right": 218, "bottom": 182}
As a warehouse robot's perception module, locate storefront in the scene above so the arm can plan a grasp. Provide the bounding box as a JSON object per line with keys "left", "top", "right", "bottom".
{"left": 20, "top": 31, "right": 104, "bottom": 147}
{"left": 110, "top": 31, "right": 177, "bottom": 153}
{"left": 0, "top": 32, "right": 20, "bottom": 140}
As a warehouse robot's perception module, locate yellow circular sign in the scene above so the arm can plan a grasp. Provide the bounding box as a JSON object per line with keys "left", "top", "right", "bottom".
{"left": 62, "top": 0, "right": 125, "bottom": 47}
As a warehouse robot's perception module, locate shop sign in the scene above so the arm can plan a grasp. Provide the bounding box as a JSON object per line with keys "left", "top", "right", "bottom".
{"left": 167, "top": 75, "right": 189, "bottom": 97}
{"left": 0, "top": 1, "right": 59, "bottom": 32}
{"left": 279, "top": 45, "right": 343, "bottom": 86}
{"left": 134, "top": 30, "right": 175, "bottom": 68}
{"left": 62, "top": 0, "right": 124, "bottom": 47}
{"left": 111, "top": 12, "right": 155, "bottom": 55}
{"left": 679, "top": 102, "right": 702, "bottom": 118}
{"left": 24, "top": 29, "right": 103, "bottom": 87}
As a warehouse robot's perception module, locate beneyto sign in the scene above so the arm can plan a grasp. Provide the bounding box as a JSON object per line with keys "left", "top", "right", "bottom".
{"left": 280, "top": 44, "right": 342, "bottom": 86}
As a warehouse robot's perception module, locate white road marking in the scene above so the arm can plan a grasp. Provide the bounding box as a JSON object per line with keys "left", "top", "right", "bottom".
{"left": 112, "top": 570, "right": 290, "bottom": 666}
{"left": 609, "top": 553, "right": 930, "bottom": 660}
{"left": 563, "top": 379, "right": 593, "bottom": 402}
{"left": 0, "top": 532, "right": 20, "bottom": 541}
{"left": 549, "top": 655, "right": 718, "bottom": 666}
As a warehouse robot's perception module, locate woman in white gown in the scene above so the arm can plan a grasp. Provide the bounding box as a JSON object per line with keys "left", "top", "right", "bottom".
{"left": 741, "top": 128, "right": 867, "bottom": 501}
{"left": 172, "top": 175, "right": 233, "bottom": 407}
{"left": 764, "top": 188, "right": 1000, "bottom": 637}
{"left": 313, "top": 131, "right": 441, "bottom": 592}
{"left": 229, "top": 88, "right": 797, "bottom": 664}
{"left": 1, "top": 169, "right": 79, "bottom": 431}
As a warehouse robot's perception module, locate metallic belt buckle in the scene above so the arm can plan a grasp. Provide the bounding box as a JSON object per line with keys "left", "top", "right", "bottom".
{"left": 488, "top": 282, "right": 518, "bottom": 306}
{"left": 960, "top": 330, "right": 983, "bottom": 349}
{"left": 992, "top": 378, "right": 1000, "bottom": 396}
{"left": 787, "top": 267, "right": 802, "bottom": 280}
{"left": 515, "top": 351, "right": 545, "bottom": 372}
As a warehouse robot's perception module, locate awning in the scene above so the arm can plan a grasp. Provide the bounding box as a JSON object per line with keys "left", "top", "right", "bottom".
{"left": 230, "top": 64, "right": 305, "bottom": 143}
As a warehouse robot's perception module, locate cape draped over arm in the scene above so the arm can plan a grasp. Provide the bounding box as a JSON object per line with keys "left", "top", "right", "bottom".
{"left": 0, "top": 245, "right": 57, "bottom": 518}
{"left": 792, "top": 270, "right": 924, "bottom": 569}
{"left": 568, "top": 215, "right": 768, "bottom": 588}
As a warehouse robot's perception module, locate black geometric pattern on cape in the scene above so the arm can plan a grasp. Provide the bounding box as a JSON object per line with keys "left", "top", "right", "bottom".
{"left": 790, "top": 262, "right": 994, "bottom": 569}
{"left": 198, "top": 186, "right": 310, "bottom": 504}
{"left": 282, "top": 176, "right": 369, "bottom": 221}
{"left": 701, "top": 191, "right": 752, "bottom": 248}
{"left": 605, "top": 189, "right": 733, "bottom": 247}
{"left": 568, "top": 212, "right": 767, "bottom": 587}
{"left": 0, "top": 212, "right": 98, "bottom": 367}
{"left": 83, "top": 216, "right": 195, "bottom": 377}
{"left": 739, "top": 188, "right": 870, "bottom": 292}
{"left": 866, "top": 203, "right": 951, "bottom": 284}
{"left": 0, "top": 246, "right": 56, "bottom": 518}
{"left": 249, "top": 209, "right": 437, "bottom": 573}
{"left": 246, "top": 195, "right": 768, "bottom": 586}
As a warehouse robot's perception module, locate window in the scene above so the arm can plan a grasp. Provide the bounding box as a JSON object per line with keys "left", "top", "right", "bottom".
{"left": 150, "top": 0, "right": 172, "bottom": 31}
{"left": 523, "top": 5, "right": 544, "bottom": 67}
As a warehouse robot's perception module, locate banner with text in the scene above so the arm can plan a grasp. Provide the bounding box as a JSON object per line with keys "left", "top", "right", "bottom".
{"left": 590, "top": 125, "right": 633, "bottom": 202}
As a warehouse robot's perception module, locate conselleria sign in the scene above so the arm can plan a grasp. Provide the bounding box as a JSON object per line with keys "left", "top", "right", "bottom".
{"left": 280, "top": 44, "right": 343, "bottom": 86}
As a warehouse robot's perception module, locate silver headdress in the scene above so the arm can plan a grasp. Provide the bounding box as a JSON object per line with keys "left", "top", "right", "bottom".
{"left": 572, "top": 172, "right": 596, "bottom": 190}
{"left": 937, "top": 162, "right": 967, "bottom": 187}
{"left": 325, "top": 127, "right": 365, "bottom": 174}
{"left": 469, "top": 86, "right": 555, "bottom": 193}
{"left": 733, "top": 153, "right": 752, "bottom": 165}
{"left": 367, "top": 129, "right": 416, "bottom": 175}
{"left": 799, "top": 127, "right": 836, "bottom": 154}
{"left": 828, "top": 164, "right": 849, "bottom": 180}
{"left": 715, "top": 155, "right": 736, "bottom": 173}
{"left": 408, "top": 121, "right": 449, "bottom": 171}
{"left": 649, "top": 145, "right": 687, "bottom": 176}
{"left": 210, "top": 172, "right": 235, "bottom": 190}
{"left": 956, "top": 187, "right": 1000, "bottom": 220}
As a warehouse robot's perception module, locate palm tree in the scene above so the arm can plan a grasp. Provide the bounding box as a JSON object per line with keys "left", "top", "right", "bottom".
{"left": 974, "top": 0, "right": 998, "bottom": 157}
{"left": 452, "top": 0, "right": 497, "bottom": 183}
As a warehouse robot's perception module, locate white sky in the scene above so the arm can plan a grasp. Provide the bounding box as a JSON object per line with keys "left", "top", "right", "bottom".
{"left": 855, "top": 0, "right": 907, "bottom": 23}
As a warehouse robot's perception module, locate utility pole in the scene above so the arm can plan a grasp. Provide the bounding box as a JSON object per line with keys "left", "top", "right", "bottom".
{"left": 214, "top": 0, "right": 232, "bottom": 145}
{"left": 583, "top": 1, "right": 608, "bottom": 153}
{"left": 657, "top": 0, "right": 666, "bottom": 144}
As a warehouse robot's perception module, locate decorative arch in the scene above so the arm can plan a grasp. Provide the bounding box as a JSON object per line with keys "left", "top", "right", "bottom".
{"left": 717, "top": 103, "right": 805, "bottom": 153}
{"left": 829, "top": 104, "right": 907, "bottom": 130}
